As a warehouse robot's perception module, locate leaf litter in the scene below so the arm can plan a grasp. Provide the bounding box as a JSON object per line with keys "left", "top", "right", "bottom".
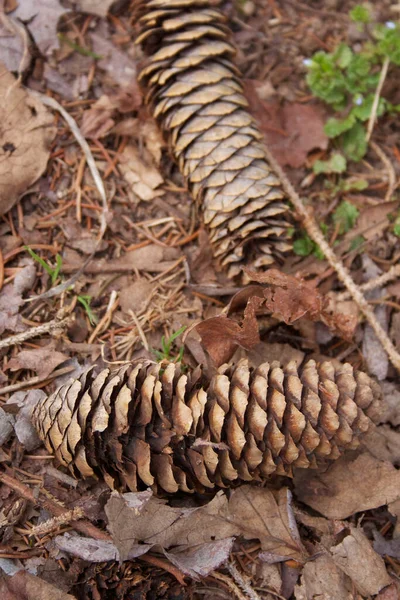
{"left": 0, "top": 1, "right": 399, "bottom": 599}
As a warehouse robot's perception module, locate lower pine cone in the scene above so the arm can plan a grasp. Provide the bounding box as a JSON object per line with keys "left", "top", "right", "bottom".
{"left": 32, "top": 358, "right": 381, "bottom": 494}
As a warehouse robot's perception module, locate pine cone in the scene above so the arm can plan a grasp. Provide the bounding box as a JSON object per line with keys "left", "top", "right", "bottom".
{"left": 32, "top": 359, "right": 381, "bottom": 494}
{"left": 137, "top": 0, "right": 292, "bottom": 278}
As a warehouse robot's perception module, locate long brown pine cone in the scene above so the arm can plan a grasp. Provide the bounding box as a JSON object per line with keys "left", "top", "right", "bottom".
{"left": 32, "top": 358, "right": 381, "bottom": 494}
{"left": 136, "top": 0, "right": 293, "bottom": 278}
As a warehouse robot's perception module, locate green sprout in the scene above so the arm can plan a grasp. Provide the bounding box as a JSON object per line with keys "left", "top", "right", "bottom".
{"left": 77, "top": 295, "right": 97, "bottom": 326}
{"left": 25, "top": 246, "right": 63, "bottom": 285}
{"left": 152, "top": 326, "right": 187, "bottom": 363}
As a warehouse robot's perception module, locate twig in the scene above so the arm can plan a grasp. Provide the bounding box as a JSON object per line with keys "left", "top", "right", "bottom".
{"left": 0, "top": 470, "right": 110, "bottom": 542}
{"left": 262, "top": 145, "right": 400, "bottom": 373}
{"left": 212, "top": 571, "right": 248, "bottom": 600}
{"left": 0, "top": 7, "right": 31, "bottom": 76}
{"left": 0, "top": 365, "right": 76, "bottom": 395}
{"left": 139, "top": 555, "right": 186, "bottom": 586}
{"left": 227, "top": 562, "right": 262, "bottom": 600}
{"left": 88, "top": 290, "right": 119, "bottom": 344}
{"left": 0, "top": 315, "right": 71, "bottom": 351}
{"left": 27, "top": 507, "right": 85, "bottom": 536}
{"left": 27, "top": 92, "right": 110, "bottom": 300}
{"left": 337, "top": 263, "right": 400, "bottom": 301}
{"left": 370, "top": 141, "right": 397, "bottom": 202}
{"left": 366, "top": 56, "right": 390, "bottom": 142}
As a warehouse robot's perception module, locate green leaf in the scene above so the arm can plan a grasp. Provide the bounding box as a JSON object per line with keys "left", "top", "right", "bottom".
{"left": 394, "top": 215, "right": 400, "bottom": 237}
{"left": 313, "top": 153, "right": 347, "bottom": 174}
{"left": 352, "top": 95, "right": 386, "bottom": 121}
{"left": 333, "top": 201, "right": 360, "bottom": 234}
{"left": 341, "top": 122, "right": 367, "bottom": 161}
{"left": 324, "top": 113, "right": 356, "bottom": 138}
{"left": 77, "top": 295, "right": 97, "bottom": 325}
{"left": 341, "top": 178, "right": 368, "bottom": 191}
{"left": 378, "top": 26, "right": 400, "bottom": 65}
{"left": 293, "top": 236, "right": 314, "bottom": 256}
{"left": 334, "top": 43, "right": 353, "bottom": 68}
{"left": 350, "top": 4, "right": 371, "bottom": 24}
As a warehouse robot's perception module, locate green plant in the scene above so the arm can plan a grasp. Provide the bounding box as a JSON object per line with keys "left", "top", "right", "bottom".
{"left": 152, "top": 326, "right": 187, "bottom": 363}
{"left": 76, "top": 295, "right": 97, "bottom": 326}
{"left": 25, "top": 246, "right": 63, "bottom": 285}
{"left": 332, "top": 201, "right": 360, "bottom": 234}
{"left": 305, "top": 5, "right": 400, "bottom": 167}
{"left": 293, "top": 224, "right": 327, "bottom": 260}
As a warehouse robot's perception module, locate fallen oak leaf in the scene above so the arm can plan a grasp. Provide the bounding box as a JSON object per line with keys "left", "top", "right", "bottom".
{"left": 0, "top": 63, "right": 56, "bottom": 215}
{"left": 193, "top": 295, "right": 262, "bottom": 366}
{"left": 243, "top": 268, "right": 357, "bottom": 340}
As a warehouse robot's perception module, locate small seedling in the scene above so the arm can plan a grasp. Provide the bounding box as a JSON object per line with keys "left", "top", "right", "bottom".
{"left": 305, "top": 4, "right": 400, "bottom": 168}
{"left": 153, "top": 326, "right": 187, "bottom": 363}
{"left": 77, "top": 295, "right": 97, "bottom": 326}
{"left": 25, "top": 246, "right": 63, "bottom": 285}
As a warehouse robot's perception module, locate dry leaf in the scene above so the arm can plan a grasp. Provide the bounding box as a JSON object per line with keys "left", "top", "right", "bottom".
{"left": 0, "top": 13, "right": 28, "bottom": 73}
{"left": 373, "top": 530, "right": 400, "bottom": 560}
{"left": 331, "top": 526, "right": 392, "bottom": 596}
{"left": 0, "top": 263, "right": 36, "bottom": 334}
{"left": 194, "top": 295, "right": 262, "bottom": 366}
{"left": 230, "top": 487, "right": 306, "bottom": 563}
{"left": 119, "top": 145, "right": 164, "bottom": 202}
{"left": 294, "top": 451, "right": 400, "bottom": 519}
{"left": 80, "top": 96, "right": 115, "bottom": 139}
{"left": 246, "top": 92, "right": 328, "bottom": 168}
{"left": 90, "top": 30, "right": 137, "bottom": 87}
{"left": 108, "top": 244, "right": 179, "bottom": 274}
{"left": 55, "top": 533, "right": 120, "bottom": 562}
{"left": 12, "top": 1, "right": 68, "bottom": 56}
{"left": 73, "top": 0, "right": 115, "bottom": 17}
{"left": 7, "top": 342, "right": 69, "bottom": 379}
{"left": 7, "top": 389, "right": 44, "bottom": 451}
{"left": 0, "top": 408, "right": 14, "bottom": 445}
{"left": 119, "top": 279, "right": 154, "bottom": 316}
{"left": 0, "top": 568, "right": 75, "bottom": 600}
{"left": 0, "top": 64, "right": 56, "bottom": 215}
{"left": 376, "top": 584, "right": 400, "bottom": 600}
{"left": 294, "top": 554, "right": 352, "bottom": 600}
{"left": 104, "top": 486, "right": 306, "bottom": 573}
{"left": 379, "top": 381, "right": 400, "bottom": 427}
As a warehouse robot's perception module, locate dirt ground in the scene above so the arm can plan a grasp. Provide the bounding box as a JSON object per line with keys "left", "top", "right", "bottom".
{"left": 0, "top": 0, "right": 400, "bottom": 599}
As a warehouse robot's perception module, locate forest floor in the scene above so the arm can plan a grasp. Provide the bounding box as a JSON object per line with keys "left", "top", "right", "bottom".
{"left": 0, "top": 0, "right": 400, "bottom": 599}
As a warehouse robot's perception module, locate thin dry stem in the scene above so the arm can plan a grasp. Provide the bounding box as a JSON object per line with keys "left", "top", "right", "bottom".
{"left": 337, "top": 263, "right": 400, "bottom": 301}
{"left": 262, "top": 145, "right": 400, "bottom": 373}
{"left": 370, "top": 141, "right": 397, "bottom": 202}
{"left": 366, "top": 56, "right": 390, "bottom": 142}
{"left": 28, "top": 507, "right": 85, "bottom": 536}
{"left": 28, "top": 92, "right": 110, "bottom": 300}
{"left": 0, "top": 365, "right": 76, "bottom": 396}
{"left": 212, "top": 571, "right": 248, "bottom": 600}
{"left": 0, "top": 315, "right": 71, "bottom": 351}
{"left": 227, "top": 562, "right": 262, "bottom": 600}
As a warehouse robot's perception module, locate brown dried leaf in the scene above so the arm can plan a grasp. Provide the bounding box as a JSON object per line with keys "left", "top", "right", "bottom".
{"left": 0, "top": 569, "right": 75, "bottom": 600}
{"left": 12, "top": 1, "right": 67, "bottom": 56}
{"left": 194, "top": 295, "right": 262, "bottom": 366}
{"left": 0, "top": 64, "right": 56, "bottom": 215}
{"left": 330, "top": 527, "right": 392, "bottom": 596}
{"left": 90, "top": 30, "right": 137, "bottom": 88}
{"left": 7, "top": 342, "right": 69, "bottom": 379}
{"left": 294, "top": 554, "right": 352, "bottom": 600}
{"left": 0, "top": 263, "right": 36, "bottom": 334}
{"left": 119, "top": 279, "right": 154, "bottom": 316}
{"left": 73, "top": 0, "right": 115, "bottom": 17}
{"left": 244, "top": 269, "right": 356, "bottom": 339}
{"left": 105, "top": 486, "right": 306, "bottom": 572}
{"left": 230, "top": 487, "right": 306, "bottom": 563}
{"left": 0, "top": 14, "right": 28, "bottom": 73}
{"left": 246, "top": 91, "right": 328, "bottom": 168}
{"left": 294, "top": 451, "right": 400, "bottom": 519}
{"left": 119, "top": 145, "right": 164, "bottom": 202}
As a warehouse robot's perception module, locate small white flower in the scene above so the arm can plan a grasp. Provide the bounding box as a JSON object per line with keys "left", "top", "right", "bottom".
{"left": 354, "top": 95, "right": 363, "bottom": 106}
{"left": 385, "top": 21, "right": 396, "bottom": 30}
{"left": 303, "top": 59, "right": 313, "bottom": 67}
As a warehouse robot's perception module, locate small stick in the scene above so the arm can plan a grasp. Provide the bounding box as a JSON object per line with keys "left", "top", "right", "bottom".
{"left": 370, "top": 141, "right": 397, "bottom": 202}
{"left": 0, "top": 315, "right": 71, "bottom": 351}
{"left": 366, "top": 57, "right": 390, "bottom": 142}
{"left": 0, "top": 365, "right": 76, "bottom": 396}
{"left": 139, "top": 555, "right": 187, "bottom": 586}
{"left": 262, "top": 145, "right": 400, "bottom": 373}
{"left": 212, "top": 571, "right": 248, "bottom": 600}
{"left": 336, "top": 263, "right": 400, "bottom": 301}
{"left": 27, "top": 507, "right": 85, "bottom": 537}
{"left": 227, "top": 562, "right": 262, "bottom": 600}
{"left": 0, "top": 470, "right": 110, "bottom": 542}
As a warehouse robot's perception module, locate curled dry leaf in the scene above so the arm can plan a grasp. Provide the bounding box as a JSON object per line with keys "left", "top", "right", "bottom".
{"left": 294, "top": 451, "right": 400, "bottom": 520}
{"left": 330, "top": 526, "right": 392, "bottom": 597}
{"left": 0, "top": 263, "right": 36, "bottom": 334}
{"left": 104, "top": 486, "right": 306, "bottom": 575}
{"left": 0, "top": 64, "right": 56, "bottom": 215}
{"left": 193, "top": 295, "right": 262, "bottom": 366}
